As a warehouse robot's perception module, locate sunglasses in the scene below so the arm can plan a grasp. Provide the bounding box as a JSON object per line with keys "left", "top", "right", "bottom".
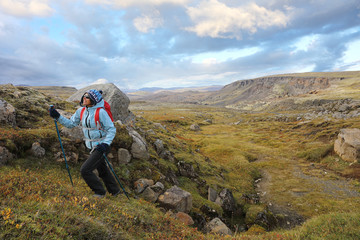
{"left": 84, "top": 95, "right": 90, "bottom": 99}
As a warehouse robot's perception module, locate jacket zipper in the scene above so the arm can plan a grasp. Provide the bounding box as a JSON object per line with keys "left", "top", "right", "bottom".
{"left": 85, "top": 109, "right": 92, "bottom": 149}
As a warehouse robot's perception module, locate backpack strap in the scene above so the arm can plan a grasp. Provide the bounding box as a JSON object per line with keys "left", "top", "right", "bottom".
{"left": 95, "top": 107, "right": 102, "bottom": 130}
{"left": 80, "top": 107, "right": 86, "bottom": 121}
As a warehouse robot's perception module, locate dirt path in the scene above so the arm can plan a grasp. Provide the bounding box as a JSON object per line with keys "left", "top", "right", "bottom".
{"left": 255, "top": 158, "right": 360, "bottom": 229}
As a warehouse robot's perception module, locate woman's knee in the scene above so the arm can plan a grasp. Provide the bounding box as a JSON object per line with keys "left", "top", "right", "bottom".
{"left": 80, "top": 165, "right": 92, "bottom": 176}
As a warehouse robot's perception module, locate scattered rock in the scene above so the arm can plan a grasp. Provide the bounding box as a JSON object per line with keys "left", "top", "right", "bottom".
{"left": 55, "top": 151, "right": 78, "bottom": 163}
{"left": 118, "top": 148, "right": 131, "bottom": 164}
{"left": 204, "top": 218, "right": 232, "bottom": 236}
{"left": 215, "top": 188, "right": 236, "bottom": 215}
{"left": 166, "top": 168, "right": 179, "bottom": 186}
{"left": 134, "top": 178, "right": 154, "bottom": 194}
{"left": 0, "top": 99, "right": 16, "bottom": 126}
{"left": 334, "top": 128, "right": 360, "bottom": 162}
{"left": 177, "top": 161, "right": 198, "bottom": 178}
{"left": 31, "top": 142, "right": 45, "bottom": 158}
{"left": 129, "top": 128, "right": 150, "bottom": 161}
{"left": 0, "top": 146, "right": 13, "bottom": 166}
{"left": 154, "top": 123, "right": 166, "bottom": 131}
{"left": 140, "top": 187, "right": 159, "bottom": 202}
{"left": 60, "top": 126, "right": 83, "bottom": 141}
{"left": 175, "top": 212, "right": 194, "bottom": 226}
{"left": 208, "top": 187, "right": 217, "bottom": 202}
{"left": 242, "top": 193, "right": 260, "bottom": 204}
{"left": 204, "top": 119, "right": 213, "bottom": 124}
{"left": 157, "top": 186, "right": 193, "bottom": 213}
{"left": 149, "top": 182, "right": 165, "bottom": 193}
{"left": 146, "top": 129, "right": 156, "bottom": 135}
{"left": 190, "top": 124, "right": 200, "bottom": 131}
{"left": 154, "top": 139, "right": 165, "bottom": 155}
{"left": 153, "top": 139, "right": 175, "bottom": 162}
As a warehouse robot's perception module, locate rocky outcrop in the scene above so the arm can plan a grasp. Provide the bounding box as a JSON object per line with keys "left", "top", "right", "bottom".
{"left": 67, "top": 83, "right": 134, "bottom": 124}
{"left": 0, "top": 99, "right": 16, "bottom": 127}
{"left": 334, "top": 128, "right": 360, "bottom": 162}
{"left": 157, "top": 186, "right": 192, "bottom": 213}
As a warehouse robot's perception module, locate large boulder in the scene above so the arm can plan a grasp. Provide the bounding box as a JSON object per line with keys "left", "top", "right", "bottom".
{"left": 157, "top": 186, "right": 193, "bottom": 213}
{"left": 0, "top": 99, "right": 16, "bottom": 127}
{"left": 334, "top": 128, "right": 360, "bottom": 162}
{"left": 67, "top": 83, "right": 134, "bottom": 124}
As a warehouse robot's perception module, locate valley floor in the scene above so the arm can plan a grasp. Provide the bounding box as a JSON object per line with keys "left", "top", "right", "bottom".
{"left": 130, "top": 101, "right": 360, "bottom": 228}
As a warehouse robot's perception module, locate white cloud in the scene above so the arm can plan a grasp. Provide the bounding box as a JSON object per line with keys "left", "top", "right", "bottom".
{"left": 133, "top": 10, "right": 164, "bottom": 33}
{"left": 145, "top": 71, "right": 239, "bottom": 88}
{"left": 92, "top": 78, "right": 110, "bottom": 85}
{"left": 185, "top": 0, "right": 289, "bottom": 39}
{"left": 85, "top": 0, "right": 189, "bottom": 8}
{"left": 0, "top": 0, "right": 53, "bottom": 17}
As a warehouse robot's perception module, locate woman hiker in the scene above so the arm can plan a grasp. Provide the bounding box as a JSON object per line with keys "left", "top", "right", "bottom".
{"left": 49, "top": 89, "right": 120, "bottom": 197}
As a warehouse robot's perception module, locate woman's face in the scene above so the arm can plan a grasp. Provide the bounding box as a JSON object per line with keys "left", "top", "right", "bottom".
{"left": 83, "top": 93, "right": 92, "bottom": 106}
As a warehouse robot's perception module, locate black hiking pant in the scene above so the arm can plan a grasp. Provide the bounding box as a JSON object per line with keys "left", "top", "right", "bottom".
{"left": 80, "top": 149, "right": 120, "bottom": 195}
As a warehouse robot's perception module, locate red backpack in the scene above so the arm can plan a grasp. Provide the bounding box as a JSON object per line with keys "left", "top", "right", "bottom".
{"left": 80, "top": 101, "right": 114, "bottom": 129}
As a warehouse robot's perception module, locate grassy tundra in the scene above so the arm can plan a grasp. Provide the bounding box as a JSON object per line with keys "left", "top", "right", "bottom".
{"left": 1, "top": 73, "right": 360, "bottom": 239}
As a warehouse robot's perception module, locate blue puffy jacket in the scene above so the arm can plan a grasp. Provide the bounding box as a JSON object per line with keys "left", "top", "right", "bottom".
{"left": 57, "top": 99, "right": 116, "bottom": 150}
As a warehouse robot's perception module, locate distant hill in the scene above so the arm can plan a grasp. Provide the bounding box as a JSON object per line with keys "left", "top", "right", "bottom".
{"left": 30, "top": 86, "right": 77, "bottom": 99}
{"left": 127, "top": 85, "right": 223, "bottom": 102}
{"left": 127, "top": 71, "right": 360, "bottom": 110}
{"left": 202, "top": 71, "right": 360, "bottom": 111}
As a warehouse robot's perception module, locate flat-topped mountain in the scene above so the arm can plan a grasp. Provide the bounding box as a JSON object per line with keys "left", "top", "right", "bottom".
{"left": 202, "top": 71, "right": 360, "bottom": 111}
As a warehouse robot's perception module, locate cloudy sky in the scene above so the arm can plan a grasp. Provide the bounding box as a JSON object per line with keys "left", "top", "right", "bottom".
{"left": 0, "top": 0, "right": 359, "bottom": 90}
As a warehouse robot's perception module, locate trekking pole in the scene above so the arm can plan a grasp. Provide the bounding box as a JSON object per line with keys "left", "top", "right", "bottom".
{"left": 50, "top": 105, "right": 74, "bottom": 186}
{"left": 103, "top": 154, "right": 130, "bottom": 200}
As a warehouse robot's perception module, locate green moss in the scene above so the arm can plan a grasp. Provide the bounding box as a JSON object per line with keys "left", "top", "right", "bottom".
{"left": 293, "top": 212, "right": 360, "bottom": 239}
{"left": 245, "top": 205, "right": 266, "bottom": 225}
{"left": 113, "top": 123, "right": 133, "bottom": 149}
{"left": 297, "top": 144, "right": 334, "bottom": 162}
{"left": 243, "top": 152, "right": 258, "bottom": 162}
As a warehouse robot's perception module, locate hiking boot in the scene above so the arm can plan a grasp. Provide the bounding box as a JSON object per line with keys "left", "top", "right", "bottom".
{"left": 93, "top": 194, "right": 105, "bottom": 198}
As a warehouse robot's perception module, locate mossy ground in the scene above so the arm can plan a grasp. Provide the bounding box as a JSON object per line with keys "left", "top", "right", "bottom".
{"left": 130, "top": 101, "right": 360, "bottom": 238}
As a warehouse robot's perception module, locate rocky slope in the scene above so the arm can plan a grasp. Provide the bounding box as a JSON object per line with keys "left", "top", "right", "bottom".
{"left": 0, "top": 84, "right": 260, "bottom": 236}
